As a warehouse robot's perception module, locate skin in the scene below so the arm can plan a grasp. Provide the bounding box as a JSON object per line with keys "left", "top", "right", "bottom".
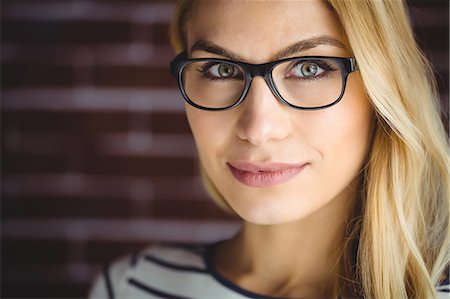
{"left": 184, "top": 1, "right": 373, "bottom": 297}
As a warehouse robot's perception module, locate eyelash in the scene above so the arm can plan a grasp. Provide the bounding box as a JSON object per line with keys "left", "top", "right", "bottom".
{"left": 197, "top": 62, "right": 243, "bottom": 81}
{"left": 287, "top": 60, "right": 338, "bottom": 81}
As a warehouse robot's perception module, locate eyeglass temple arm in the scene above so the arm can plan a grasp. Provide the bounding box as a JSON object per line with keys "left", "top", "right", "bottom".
{"left": 350, "top": 58, "right": 358, "bottom": 72}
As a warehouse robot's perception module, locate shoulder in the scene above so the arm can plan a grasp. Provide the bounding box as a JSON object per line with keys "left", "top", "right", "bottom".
{"left": 88, "top": 242, "right": 253, "bottom": 299}
{"left": 88, "top": 253, "right": 130, "bottom": 299}
{"left": 87, "top": 243, "right": 210, "bottom": 299}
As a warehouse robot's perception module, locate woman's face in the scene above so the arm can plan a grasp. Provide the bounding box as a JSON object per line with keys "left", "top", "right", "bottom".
{"left": 185, "top": 0, "right": 373, "bottom": 225}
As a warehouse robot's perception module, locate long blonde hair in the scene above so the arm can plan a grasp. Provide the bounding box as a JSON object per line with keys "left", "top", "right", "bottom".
{"left": 169, "top": 0, "right": 450, "bottom": 298}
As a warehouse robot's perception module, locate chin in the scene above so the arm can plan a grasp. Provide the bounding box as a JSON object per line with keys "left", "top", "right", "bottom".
{"left": 237, "top": 208, "right": 312, "bottom": 226}
{"left": 226, "top": 193, "right": 317, "bottom": 225}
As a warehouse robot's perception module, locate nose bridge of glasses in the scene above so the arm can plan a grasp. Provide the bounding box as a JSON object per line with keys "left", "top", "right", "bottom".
{"left": 244, "top": 62, "right": 276, "bottom": 93}
{"left": 242, "top": 62, "right": 283, "bottom": 105}
{"left": 245, "top": 62, "right": 270, "bottom": 78}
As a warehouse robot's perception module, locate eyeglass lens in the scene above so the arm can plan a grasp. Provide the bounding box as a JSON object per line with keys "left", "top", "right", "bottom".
{"left": 181, "top": 58, "right": 343, "bottom": 109}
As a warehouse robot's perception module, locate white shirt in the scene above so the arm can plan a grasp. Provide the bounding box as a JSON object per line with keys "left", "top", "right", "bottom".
{"left": 88, "top": 243, "right": 450, "bottom": 299}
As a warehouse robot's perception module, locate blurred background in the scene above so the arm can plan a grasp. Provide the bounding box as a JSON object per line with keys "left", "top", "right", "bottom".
{"left": 1, "top": 0, "right": 448, "bottom": 298}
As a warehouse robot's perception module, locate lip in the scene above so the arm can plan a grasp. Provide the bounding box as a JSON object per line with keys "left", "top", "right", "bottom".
{"left": 227, "top": 161, "right": 307, "bottom": 187}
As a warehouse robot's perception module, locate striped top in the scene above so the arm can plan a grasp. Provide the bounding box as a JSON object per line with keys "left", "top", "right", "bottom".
{"left": 88, "top": 243, "right": 450, "bottom": 299}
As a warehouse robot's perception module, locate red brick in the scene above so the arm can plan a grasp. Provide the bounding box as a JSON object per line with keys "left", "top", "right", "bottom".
{"left": 3, "top": 154, "right": 66, "bottom": 174}
{"left": 1, "top": 282, "right": 88, "bottom": 298}
{"left": 415, "top": 26, "right": 449, "bottom": 51}
{"left": 409, "top": 1, "right": 448, "bottom": 9}
{"left": 2, "top": 64, "right": 74, "bottom": 88}
{"left": 3, "top": 154, "right": 196, "bottom": 176}
{"left": 3, "top": 111, "right": 192, "bottom": 135}
{"left": 2, "top": 64, "right": 177, "bottom": 88}
{"left": 85, "top": 240, "right": 152, "bottom": 264}
{"left": 152, "top": 23, "right": 170, "bottom": 45}
{"left": 151, "top": 112, "right": 191, "bottom": 134}
{"left": 2, "top": 20, "right": 133, "bottom": 44}
{"left": 3, "top": 196, "right": 132, "bottom": 219}
{"left": 84, "top": 156, "right": 196, "bottom": 177}
{"left": 3, "top": 111, "right": 133, "bottom": 133}
{"left": 152, "top": 199, "right": 234, "bottom": 220}
{"left": 2, "top": 239, "right": 69, "bottom": 265}
{"left": 93, "top": 65, "right": 176, "bottom": 88}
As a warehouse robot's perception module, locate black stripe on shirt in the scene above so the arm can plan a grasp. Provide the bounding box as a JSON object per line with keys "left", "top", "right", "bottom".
{"left": 103, "top": 264, "right": 115, "bottom": 299}
{"left": 128, "top": 278, "right": 195, "bottom": 299}
{"left": 164, "top": 243, "right": 205, "bottom": 257}
{"left": 144, "top": 254, "right": 208, "bottom": 274}
{"left": 437, "top": 284, "right": 450, "bottom": 293}
{"left": 130, "top": 251, "right": 139, "bottom": 268}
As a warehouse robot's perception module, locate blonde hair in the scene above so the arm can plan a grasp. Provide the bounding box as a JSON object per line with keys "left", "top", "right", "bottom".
{"left": 170, "top": 0, "right": 450, "bottom": 298}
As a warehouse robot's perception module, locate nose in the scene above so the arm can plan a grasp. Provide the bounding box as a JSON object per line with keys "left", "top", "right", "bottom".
{"left": 236, "top": 77, "right": 292, "bottom": 146}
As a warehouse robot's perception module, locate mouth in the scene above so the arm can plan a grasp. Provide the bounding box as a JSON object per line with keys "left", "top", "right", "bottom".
{"left": 227, "top": 161, "right": 308, "bottom": 188}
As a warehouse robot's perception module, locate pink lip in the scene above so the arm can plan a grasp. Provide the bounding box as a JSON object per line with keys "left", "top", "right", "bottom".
{"left": 227, "top": 161, "right": 307, "bottom": 187}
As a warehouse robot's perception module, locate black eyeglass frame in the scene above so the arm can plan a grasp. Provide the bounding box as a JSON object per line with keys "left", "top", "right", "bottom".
{"left": 170, "top": 51, "right": 357, "bottom": 111}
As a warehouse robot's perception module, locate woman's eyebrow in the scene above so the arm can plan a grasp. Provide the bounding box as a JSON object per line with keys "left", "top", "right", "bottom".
{"left": 190, "top": 35, "right": 346, "bottom": 61}
{"left": 271, "top": 36, "right": 346, "bottom": 60}
{"left": 190, "top": 40, "right": 245, "bottom": 61}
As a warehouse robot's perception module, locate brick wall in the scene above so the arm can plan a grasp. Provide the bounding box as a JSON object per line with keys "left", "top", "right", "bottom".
{"left": 1, "top": 1, "right": 448, "bottom": 298}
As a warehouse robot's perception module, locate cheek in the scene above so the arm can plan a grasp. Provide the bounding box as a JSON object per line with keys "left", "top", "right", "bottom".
{"left": 308, "top": 75, "right": 373, "bottom": 179}
{"left": 185, "top": 105, "right": 231, "bottom": 164}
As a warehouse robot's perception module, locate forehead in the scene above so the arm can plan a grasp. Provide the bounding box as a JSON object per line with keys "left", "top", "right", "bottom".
{"left": 186, "top": 0, "right": 349, "bottom": 62}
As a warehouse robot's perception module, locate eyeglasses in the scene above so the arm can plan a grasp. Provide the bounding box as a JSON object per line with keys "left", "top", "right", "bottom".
{"left": 170, "top": 51, "right": 357, "bottom": 111}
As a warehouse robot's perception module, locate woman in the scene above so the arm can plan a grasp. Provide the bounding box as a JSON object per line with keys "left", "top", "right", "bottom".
{"left": 89, "top": 0, "right": 449, "bottom": 298}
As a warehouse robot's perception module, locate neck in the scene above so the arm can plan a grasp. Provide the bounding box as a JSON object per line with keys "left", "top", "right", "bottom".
{"left": 214, "top": 185, "right": 358, "bottom": 298}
